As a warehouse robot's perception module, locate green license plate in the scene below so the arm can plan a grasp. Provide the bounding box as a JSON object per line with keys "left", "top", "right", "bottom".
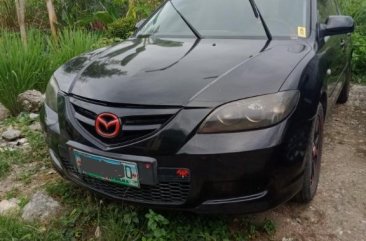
{"left": 73, "top": 149, "right": 140, "bottom": 188}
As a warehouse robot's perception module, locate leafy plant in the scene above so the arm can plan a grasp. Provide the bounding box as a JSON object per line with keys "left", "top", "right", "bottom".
{"left": 143, "top": 210, "right": 170, "bottom": 241}
{"left": 107, "top": 0, "right": 163, "bottom": 39}
{"left": 107, "top": 16, "right": 136, "bottom": 39}
{"left": 262, "top": 219, "right": 276, "bottom": 235}
{"left": 55, "top": 0, "right": 129, "bottom": 29}
{"left": 339, "top": 0, "right": 366, "bottom": 81}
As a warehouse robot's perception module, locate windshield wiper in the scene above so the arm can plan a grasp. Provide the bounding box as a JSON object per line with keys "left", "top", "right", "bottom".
{"left": 169, "top": 0, "right": 202, "bottom": 39}
{"left": 248, "top": 0, "right": 272, "bottom": 41}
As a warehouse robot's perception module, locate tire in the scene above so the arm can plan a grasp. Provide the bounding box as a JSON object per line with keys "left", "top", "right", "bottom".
{"left": 337, "top": 65, "right": 352, "bottom": 104}
{"left": 295, "top": 104, "right": 325, "bottom": 203}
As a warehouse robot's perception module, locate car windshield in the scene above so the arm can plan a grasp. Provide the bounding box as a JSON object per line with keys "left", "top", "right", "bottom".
{"left": 136, "top": 0, "right": 309, "bottom": 39}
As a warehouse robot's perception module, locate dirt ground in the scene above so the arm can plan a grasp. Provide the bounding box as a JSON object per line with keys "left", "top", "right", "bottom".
{"left": 255, "top": 85, "right": 366, "bottom": 241}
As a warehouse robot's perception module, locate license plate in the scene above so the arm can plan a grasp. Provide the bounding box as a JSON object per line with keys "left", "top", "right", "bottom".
{"left": 73, "top": 149, "right": 140, "bottom": 188}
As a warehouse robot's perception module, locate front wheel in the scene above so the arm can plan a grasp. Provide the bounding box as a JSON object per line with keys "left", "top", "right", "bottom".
{"left": 295, "top": 104, "right": 325, "bottom": 203}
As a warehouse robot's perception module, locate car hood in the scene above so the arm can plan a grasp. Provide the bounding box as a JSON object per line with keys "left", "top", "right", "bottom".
{"left": 55, "top": 37, "right": 310, "bottom": 107}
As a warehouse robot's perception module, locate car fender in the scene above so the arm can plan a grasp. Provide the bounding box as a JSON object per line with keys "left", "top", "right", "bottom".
{"left": 280, "top": 50, "right": 327, "bottom": 121}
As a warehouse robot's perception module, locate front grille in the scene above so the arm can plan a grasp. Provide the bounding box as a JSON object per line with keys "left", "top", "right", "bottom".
{"left": 59, "top": 153, "right": 190, "bottom": 205}
{"left": 69, "top": 98, "right": 179, "bottom": 146}
{"left": 82, "top": 175, "right": 190, "bottom": 205}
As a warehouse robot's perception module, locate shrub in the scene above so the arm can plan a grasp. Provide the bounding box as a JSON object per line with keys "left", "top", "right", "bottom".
{"left": 129, "top": 0, "right": 163, "bottom": 19}
{"left": 55, "top": 0, "right": 129, "bottom": 28}
{"left": 0, "top": 0, "right": 129, "bottom": 30}
{"left": 352, "top": 32, "right": 366, "bottom": 78}
{"left": 0, "top": 29, "right": 100, "bottom": 115}
{"left": 0, "top": 0, "right": 49, "bottom": 31}
{"left": 107, "top": 16, "right": 136, "bottom": 39}
{"left": 107, "top": 0, "right": 163, "bottom": 39}
{"left": 339, "top": 0, "right": 366, "bottom": 79}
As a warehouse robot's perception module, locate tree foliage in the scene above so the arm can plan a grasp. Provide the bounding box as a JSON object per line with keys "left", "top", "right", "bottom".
{"left": 339, "top": 0, "right": 366, "bottom": 78}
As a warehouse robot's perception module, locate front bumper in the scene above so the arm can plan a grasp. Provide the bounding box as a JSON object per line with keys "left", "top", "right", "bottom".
{"left": 41, "top": 97, "right": 307, "bottom": 214}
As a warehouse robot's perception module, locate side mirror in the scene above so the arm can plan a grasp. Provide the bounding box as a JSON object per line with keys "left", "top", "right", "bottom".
{"left": 321, "top": 15, "right": 355, "bottom": 37}
{"left": 135, "top": 19, "right": 146, "bottom": 29}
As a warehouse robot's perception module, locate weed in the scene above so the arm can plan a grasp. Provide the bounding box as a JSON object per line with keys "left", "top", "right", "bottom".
{"left": 143, "top": 210, "right": 170, "bottom": 241}
{"left": 262, "top": 219, "right": 276, "bottom": 235}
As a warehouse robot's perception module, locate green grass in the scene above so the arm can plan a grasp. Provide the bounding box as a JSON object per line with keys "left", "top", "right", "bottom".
{"left": 339, "top": 0, "right": 366, "bottom": 78}
{"left": 0, "top": 29, "right": 100, "bottom": 115}
{"left": 42, "top": 179, "right": 276, "bottom": 241}
{"left": 48, "top": 29, "right": 100, "bottom": 75}
{"left": 0, "top": 113, "right": 48, "bottom": 179}
{"left": 44, "top": 179, "right": 276, "bottom": 241}
{"left": 0, "top": 213, "right": 273, "bottom": 241}
{"left": 0, "top": 30, "right": 49, "bottom": 115}
{"left": 0, "top": 216, "right": 64, "bottom": 241}
{"left": 0, "top": 149, "right": 25, "bottom": 178}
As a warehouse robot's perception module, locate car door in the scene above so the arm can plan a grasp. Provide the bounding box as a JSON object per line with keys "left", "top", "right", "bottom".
{"left": 317, "top": 0, "right": 348, "bottom": 105}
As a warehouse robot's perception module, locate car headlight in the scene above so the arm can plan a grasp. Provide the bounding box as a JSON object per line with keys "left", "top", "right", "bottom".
{"left": 45, "top": 76, "right": 60, "bottom": 113}
{"left": 198, "top": 91, "right": 300, "bottom": 133}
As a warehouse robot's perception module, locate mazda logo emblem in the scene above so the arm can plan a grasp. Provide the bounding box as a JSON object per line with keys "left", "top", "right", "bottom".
{"left": 95, "top": 113, "right": 121, "bottom": 138}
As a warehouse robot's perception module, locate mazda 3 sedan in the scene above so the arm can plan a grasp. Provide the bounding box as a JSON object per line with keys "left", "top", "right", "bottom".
{"left": 41, "top": 0, "right": 354, "bottom": 213}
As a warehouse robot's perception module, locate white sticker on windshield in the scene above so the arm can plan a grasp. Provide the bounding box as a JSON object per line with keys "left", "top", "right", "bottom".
{"left": 297, "top": 27, "right": 307, "bottom": 38}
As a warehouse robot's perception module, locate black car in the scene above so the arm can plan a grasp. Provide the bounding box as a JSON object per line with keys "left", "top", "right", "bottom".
{"left": 41, "top": 0, "right": 355, "bottom": 213}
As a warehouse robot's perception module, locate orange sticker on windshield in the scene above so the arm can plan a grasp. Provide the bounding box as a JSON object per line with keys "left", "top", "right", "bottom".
{"left": 297, "top": 27, "right": 307, "bottom": 38}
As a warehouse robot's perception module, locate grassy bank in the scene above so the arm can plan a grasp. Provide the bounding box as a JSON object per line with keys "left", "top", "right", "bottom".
{"left": 0, "top": 29, "right": 100, "bottom": 115}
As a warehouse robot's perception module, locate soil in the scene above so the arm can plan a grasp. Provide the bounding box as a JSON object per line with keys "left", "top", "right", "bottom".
{"left": 255, "top": 85, "right": 366, "bottom": 241}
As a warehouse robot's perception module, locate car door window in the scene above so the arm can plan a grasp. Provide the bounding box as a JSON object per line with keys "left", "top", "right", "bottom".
{"left": 318, "top": 0, "right": 339, "bottom": 23}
